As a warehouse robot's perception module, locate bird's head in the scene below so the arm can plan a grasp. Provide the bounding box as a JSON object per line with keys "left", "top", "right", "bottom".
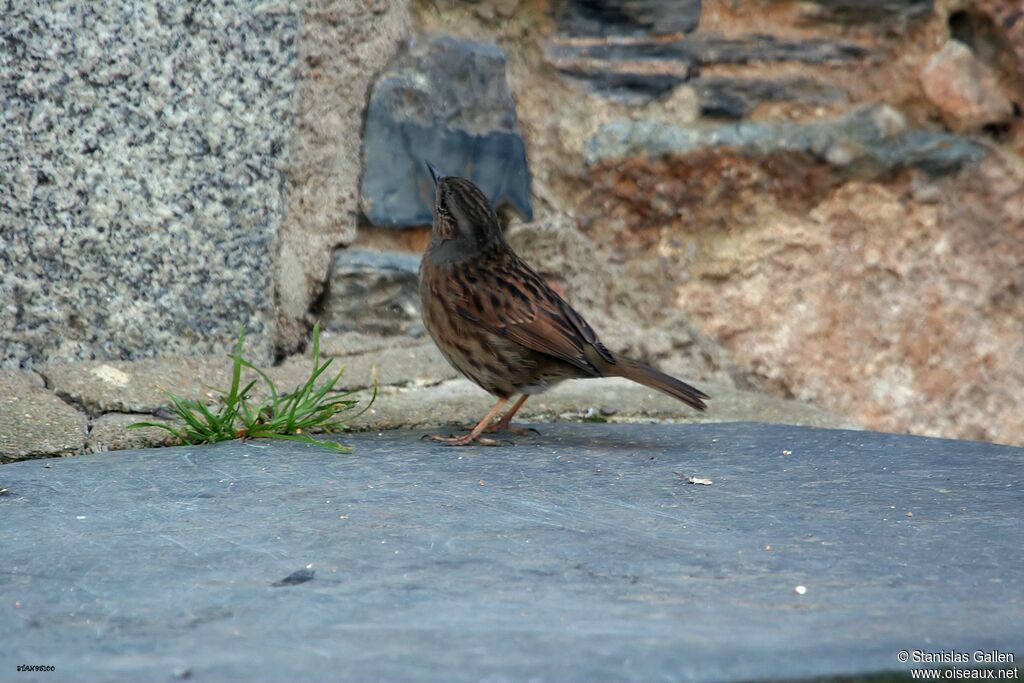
{"left": 426, "top": 162, "right": 504, "bottom": 250}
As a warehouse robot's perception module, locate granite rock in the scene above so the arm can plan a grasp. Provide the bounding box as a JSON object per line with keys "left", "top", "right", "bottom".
{"left": 0, "top": 0, "right": 298, "bottom": 367}
{"left": 360, "top": 34, "right": 532, "bottom": 227}
{"left": 0, "top": 370, "right": 87, "bottom": 461}
{"left": 275, "top": 0, "right": 411, "bottom": 354}
{"left": 585, "top": 105, "right": 985, "bottom": 177}
{"left": 920, "top": 40, "right": 1015, "bottom": 132}
{"left": 322, "top": 249, "right": 424, "bottom": 338}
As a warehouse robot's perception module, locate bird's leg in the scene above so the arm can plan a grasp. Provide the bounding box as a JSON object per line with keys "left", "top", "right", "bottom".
{"left": 483, "top": 395, "right": 539, "bottom": 436}
{"left": 424, "top": 398, "right": 509, "bottom": 446}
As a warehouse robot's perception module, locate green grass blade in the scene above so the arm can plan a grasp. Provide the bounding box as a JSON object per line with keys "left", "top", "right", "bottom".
{"left": 127, "top": 421, "right": 188, "bottom": 441}
{"left": 137, "top": 323, "right": 365, "bottom": 454}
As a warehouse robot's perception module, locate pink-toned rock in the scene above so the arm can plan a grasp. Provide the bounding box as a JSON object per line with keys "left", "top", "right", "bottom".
{"left": 672, "top": 155, "right": 1024, "bottom": 446}
{"left": 920, "top": 39, "right": 1014, "bottom": 131}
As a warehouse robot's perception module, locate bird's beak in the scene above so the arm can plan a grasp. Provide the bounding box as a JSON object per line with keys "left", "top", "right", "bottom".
{"left": 425, "top": 161, "right": 443, "bottom": 186}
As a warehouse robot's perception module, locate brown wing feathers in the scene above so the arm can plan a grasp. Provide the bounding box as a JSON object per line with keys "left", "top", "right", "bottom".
{"left": 449, "top": 251, "right": 709, "bottom": 411}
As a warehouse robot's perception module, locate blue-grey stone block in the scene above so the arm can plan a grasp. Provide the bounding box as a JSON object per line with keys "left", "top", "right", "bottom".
{"left": 585, "top": 105, "right": 986, "bottom": 178}
{"left": 360, "top": 35, "right": 532, "bottom": 228}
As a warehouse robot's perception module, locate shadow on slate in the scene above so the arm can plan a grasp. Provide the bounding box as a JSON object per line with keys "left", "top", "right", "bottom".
{"left": 360, "top": 34, "right": 532, "bottom": 228}
{"left": 1, "top": 423, "right": 1022, "bottom": 682}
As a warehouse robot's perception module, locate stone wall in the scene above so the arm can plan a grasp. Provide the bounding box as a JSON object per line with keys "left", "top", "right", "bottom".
{"left": 3, "top": 0, "right": 1022, "bottom": 449}
{"left": 405, "top": 0, "right": 1023, "bottom": 445}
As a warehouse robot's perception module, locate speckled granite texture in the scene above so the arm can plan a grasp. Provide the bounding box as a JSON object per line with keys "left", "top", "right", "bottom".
{"left": 0, "top": 1, "right": 298, "bottom": 368}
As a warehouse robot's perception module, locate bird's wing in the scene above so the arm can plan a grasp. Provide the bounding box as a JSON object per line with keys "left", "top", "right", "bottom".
{"left": 451, "top": 255, "right": 615, "bottom": 376}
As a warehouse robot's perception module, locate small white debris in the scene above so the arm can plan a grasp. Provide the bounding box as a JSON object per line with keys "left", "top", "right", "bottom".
{"left": 794, "top": 585, "right": 808, "bottom": 595}
{"left": 688, "top": 477, "right": 713, "bottom": 486}
{"left": 91, "top": 364, "right": 130, "bottom": 387}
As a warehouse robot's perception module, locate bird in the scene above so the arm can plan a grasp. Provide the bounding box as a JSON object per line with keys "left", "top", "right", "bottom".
{"left": 418, "top": 162, "right": 708, "bottom": 446}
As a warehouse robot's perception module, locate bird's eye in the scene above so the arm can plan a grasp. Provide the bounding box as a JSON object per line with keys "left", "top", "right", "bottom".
{"left": 436, "top": 192, "right": 451, "bottom": 214}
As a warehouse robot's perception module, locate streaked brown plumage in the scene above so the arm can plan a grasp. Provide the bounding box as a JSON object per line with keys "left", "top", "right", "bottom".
{"left": 418, "top": 164, "right": 708, "bottom": 446}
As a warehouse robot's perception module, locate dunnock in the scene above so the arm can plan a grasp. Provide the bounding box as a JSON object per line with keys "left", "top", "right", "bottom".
{"left": 419, "top": 164, "right": 708, "bottom": 446}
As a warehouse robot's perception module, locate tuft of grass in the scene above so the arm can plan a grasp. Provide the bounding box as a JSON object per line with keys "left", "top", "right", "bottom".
{"left": 130, "top": 323, "right": 374, "bottom": 453}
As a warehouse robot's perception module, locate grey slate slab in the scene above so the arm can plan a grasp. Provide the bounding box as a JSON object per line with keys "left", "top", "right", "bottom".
{"left": 1, "top": 423, "right": 1021, "bottom": 682}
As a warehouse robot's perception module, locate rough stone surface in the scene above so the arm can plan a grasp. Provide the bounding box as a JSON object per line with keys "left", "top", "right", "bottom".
{"left": 553, "top": 34, "right": 869, "bottom": 68}
{"left": 86, "top": 413, "right": 178, "bottom": 453}
{"left": 969, "top": 2, "right": 1024, "bottom": 79}
{"left": 37, "top": 343, "right": 457, "bottom": 420}
{"left": 322, "top": 249, "right": 424, "bottom": 338}
{"left": 317, "top": 330, "right": 423, "bottom": 357}
{"left": 920, "top": 39, "right": 1015, "bottom": 132}
{"left": 784, "top": 0, "right": 934, "bottom": 26}
{"left": 40, "top": 356, "right": 235, "bottom": 416}
{"left": 360, "top": 34, "right": 532, "bottom": 227}
{"left": 269, "top": 342, "right": 458, "bottom": 394}
{"left": 419, "top": 0, "right": 1024, "bottom": 448}
{"left": 274, "top": 0, "right": 411, "bottom": 355}
{"left": 672, "top": 161, "right": 1024, "bottom": 447}
{"left": 2, "top": 424, "right": 1020, "bottom": 682}
{"left": 585, "top": 105, "right": 986, "bottom": 176}
{"left": 556, "top": 0, "right": 702, "bottom": 37}
{"left": 351, "top": 378, "right": 858, "bottom": 433}
{"left": 0, "top": 370, "right": 87, "bottom": 461}
{"left": 693, "top": 76, "right": 846, "bottom": 120}
{"left": 0, "top": 1, "right": 298, "bottom": 368}
{"left": 548, "top": 33, "right": 868, "bottom": 101}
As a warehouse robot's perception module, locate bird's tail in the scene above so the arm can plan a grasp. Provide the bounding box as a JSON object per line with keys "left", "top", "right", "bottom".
{"left": 606, "top": 357, "right": 709, "bottom": 412}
